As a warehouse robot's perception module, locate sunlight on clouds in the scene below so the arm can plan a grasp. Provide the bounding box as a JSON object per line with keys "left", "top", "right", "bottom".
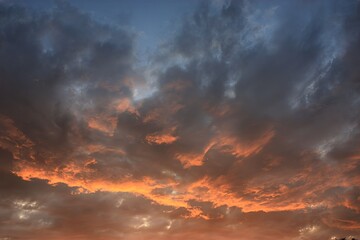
{"left": 87, "top": 116, "right": 117, "bottom": 136}
{"left": 146, "top": 133, "right": 178, "bottom": 145}
{"left": 1, "top": 1, "right": 360, "bottom": 239}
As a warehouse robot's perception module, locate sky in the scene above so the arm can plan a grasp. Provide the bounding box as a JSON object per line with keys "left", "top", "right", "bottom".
{"left": 0, "top": 0, "right": 359, "bottom": 240}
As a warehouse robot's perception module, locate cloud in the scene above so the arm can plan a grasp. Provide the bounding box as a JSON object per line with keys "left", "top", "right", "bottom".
{"left": 0, "top": 0, "right": 359, "bottom": 239}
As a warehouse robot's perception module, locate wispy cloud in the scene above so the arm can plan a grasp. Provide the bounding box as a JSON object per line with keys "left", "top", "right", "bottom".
{"left": 0, "top": 1, "right": 359, "bottom": 239}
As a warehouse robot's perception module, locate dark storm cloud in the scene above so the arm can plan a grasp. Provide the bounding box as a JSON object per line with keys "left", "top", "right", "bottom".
{"left": 0, "top": 1, "right": 137, "bottom": 176}
{"left": 133, "top": 0, "right": 360, "bottom": 236}
{"left": 0, "top": 1, "right": 134, "bottom": 151}
{"left": 0, "top": 0, "right": 360, "bottom": 239}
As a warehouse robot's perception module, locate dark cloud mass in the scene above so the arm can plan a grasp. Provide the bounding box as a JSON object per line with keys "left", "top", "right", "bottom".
{"left": 0, "top": 0, "right": 359, "bottom": 239}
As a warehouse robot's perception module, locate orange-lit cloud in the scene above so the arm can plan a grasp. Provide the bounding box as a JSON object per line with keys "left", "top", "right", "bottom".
{"left": 176, "top": 142, "right": 214, "bottom": 168}
{"left": 215, "top": 129, "right": 274, "bottom": 157}
{"left": 0, "top": 115, "right": 35, "bottom": 161}
{"left": 1, "top": 1, "right": 360, "bottom": 239}
{"left": 176, "top": 129, "right": 274, "bottom": 168}
{"left": 146, "top": 133, "right": 178, "bottom": 145}
{"left": 12, "top": 164, "right": 310, "bottom": 214}
{"left": 87, "top": 116, "right": 117, "bottom": 136}
{"left": 113, "top": 97, "right": 139, "bottom": 116}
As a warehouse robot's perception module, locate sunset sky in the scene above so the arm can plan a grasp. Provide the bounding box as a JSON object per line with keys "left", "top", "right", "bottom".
{"left": 0, "top": 0, "right": 360, "bottom": 239}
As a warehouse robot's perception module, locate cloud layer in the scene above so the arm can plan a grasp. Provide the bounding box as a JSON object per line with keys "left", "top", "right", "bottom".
{"left": 0, "top": 0, "right": 360, "bottom": 239}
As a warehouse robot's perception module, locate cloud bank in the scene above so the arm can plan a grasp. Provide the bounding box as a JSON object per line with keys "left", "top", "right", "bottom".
{"left": 0, "top": 0, "right": 359, "bottom": 239}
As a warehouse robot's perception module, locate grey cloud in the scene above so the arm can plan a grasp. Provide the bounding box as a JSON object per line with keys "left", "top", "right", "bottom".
{"left": 0, "top": 0, "right": 360, "bottom": 239}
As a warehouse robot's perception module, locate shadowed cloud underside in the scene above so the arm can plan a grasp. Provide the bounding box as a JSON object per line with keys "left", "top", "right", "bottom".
{"left": 0, "top": 0, "right": 360, "bottom": 239}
